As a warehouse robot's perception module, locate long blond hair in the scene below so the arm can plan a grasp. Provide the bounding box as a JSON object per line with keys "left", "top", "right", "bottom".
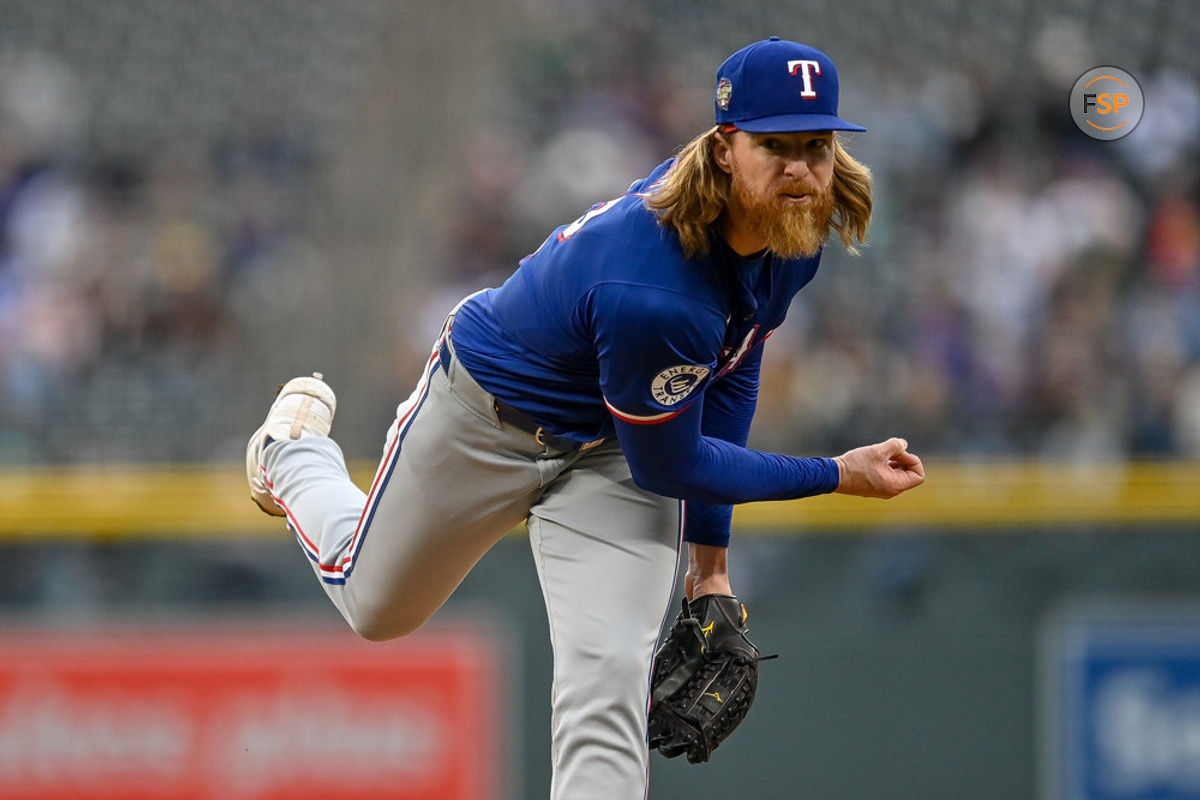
{"left": 646, "top": 126, "right": 873, "bottom": 258}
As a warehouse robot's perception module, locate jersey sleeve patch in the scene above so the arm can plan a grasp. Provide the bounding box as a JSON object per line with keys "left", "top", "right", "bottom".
{"left": 604, "top": 363, "right": 709, "bottom": 425}
{"left": 651, "top": 364, "right": 710, "bottom": 405}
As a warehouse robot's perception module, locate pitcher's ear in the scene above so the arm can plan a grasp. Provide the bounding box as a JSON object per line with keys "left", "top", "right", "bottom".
{"left": 711, "top": 130, "right": 733, "bottom": 175}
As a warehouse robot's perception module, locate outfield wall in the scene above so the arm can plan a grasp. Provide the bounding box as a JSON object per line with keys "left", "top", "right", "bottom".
{"left": 3, "top": 460, "right": 1197, "bottom": 537}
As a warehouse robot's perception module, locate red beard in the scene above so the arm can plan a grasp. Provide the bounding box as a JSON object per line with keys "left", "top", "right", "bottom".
{"left": 728, "top": 169, "right": 835, "bottom": 258}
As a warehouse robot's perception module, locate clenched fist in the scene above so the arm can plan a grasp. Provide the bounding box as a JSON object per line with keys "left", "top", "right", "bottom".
{"left": 834, "top": 437, "right": 925, "bottom": 499}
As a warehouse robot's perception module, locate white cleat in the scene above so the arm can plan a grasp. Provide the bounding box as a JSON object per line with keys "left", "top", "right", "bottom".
{"left": 246, "top": 372, "right": 337, "bottom": 516}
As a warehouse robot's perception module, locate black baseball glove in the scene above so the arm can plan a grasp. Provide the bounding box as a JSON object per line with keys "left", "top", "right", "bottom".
{"left": 647, "top": 593, "right": 773, "bottom": 764}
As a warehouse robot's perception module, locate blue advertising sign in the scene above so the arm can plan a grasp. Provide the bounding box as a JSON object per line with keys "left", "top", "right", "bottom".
{"left": 1041, "top": 604, "right": 1200, "bottom": 800}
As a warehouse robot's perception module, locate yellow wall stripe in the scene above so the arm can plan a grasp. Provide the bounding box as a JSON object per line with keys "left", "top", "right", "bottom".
{"left": 0, "top": 460, "right": 1197, "bottom": 540}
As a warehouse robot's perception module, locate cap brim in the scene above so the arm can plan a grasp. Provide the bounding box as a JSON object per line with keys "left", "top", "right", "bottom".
{"left": 733, "top": 113, "right": 866, "bottom": 133}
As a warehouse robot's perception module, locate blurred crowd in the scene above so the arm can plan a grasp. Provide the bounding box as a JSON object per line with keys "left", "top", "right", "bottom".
{"left": 0, "top": 51, "right": 322, "bottom": 462}
{"left": 0, "top": 0, "right": 385, "bottom": 463}
{"left": 1, "top": 1, "right": 1198, "bottom": 464}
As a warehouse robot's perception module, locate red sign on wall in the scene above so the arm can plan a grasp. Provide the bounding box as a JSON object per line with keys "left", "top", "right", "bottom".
{"left": 0, "top": 625, "right": 501, "bottom": 799}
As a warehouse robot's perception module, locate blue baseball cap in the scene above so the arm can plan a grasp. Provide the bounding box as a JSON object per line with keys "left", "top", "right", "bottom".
{"left": 714, "top": 37, "right": 866, "bottom": 133}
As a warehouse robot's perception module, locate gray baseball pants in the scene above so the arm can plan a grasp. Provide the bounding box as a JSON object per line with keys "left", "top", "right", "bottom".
{"left": 263, "top": 319, "right": 683, "bottom": 800}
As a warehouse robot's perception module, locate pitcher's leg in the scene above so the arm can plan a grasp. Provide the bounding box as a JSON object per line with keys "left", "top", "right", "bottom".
{"left": 264, "top": 434, "right": 367, "bottom": 582}
{"left": 528, "top": 450, "right": 683, "bottom": 800}
{"left": 266, "top": 360, "right": 545, "bottom": 640}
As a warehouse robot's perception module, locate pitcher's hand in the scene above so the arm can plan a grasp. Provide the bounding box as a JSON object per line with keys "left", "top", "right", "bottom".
{"left": 834, "top": 438, "right": 925, "bottom": 499}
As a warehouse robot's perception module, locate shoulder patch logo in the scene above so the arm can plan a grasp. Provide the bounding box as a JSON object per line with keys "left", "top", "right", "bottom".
{"left": 651, "top": 365, "right": 710, "bottom": 406}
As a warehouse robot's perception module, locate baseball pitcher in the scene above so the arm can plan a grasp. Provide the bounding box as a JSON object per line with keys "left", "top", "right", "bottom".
{"left": 246, "top": 37, "right": 924, "bottom": 799}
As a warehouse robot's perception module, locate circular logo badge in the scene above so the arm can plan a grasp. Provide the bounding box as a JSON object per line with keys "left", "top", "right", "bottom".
{"left": 1069, "top": 66, "right": 1144, "bottom": 141}
{"left": 651, "top": 365, "right": 710, "bottom": 406}
{"left": 715, "top": 78, "right": 733, "bottom": 111}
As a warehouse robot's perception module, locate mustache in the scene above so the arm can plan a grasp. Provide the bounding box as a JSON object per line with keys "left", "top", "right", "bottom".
{"left": 777, "top": 182, "right": 826, "bottom": 197}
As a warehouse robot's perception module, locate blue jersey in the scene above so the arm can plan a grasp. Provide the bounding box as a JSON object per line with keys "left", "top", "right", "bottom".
{"left": 451, "top": 159, "right": 840, "bottom": 544}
